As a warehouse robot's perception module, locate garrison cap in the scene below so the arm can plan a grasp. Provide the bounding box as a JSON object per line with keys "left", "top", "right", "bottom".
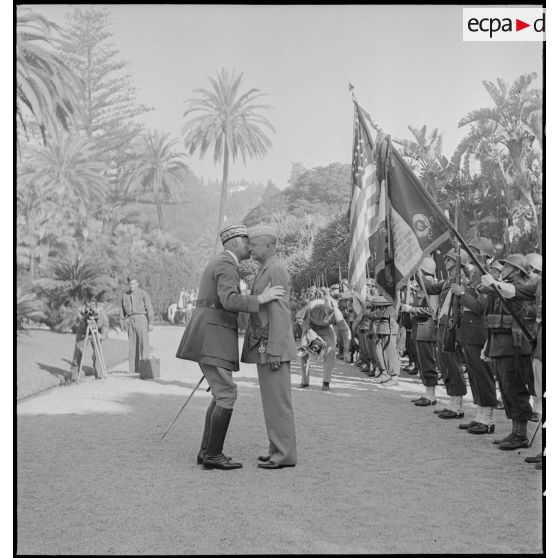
{"left": 219, "top": 224, "right": 248, "bottom": 244}
{"left": 247, "top": 224, "right": 278, "bottom": 240}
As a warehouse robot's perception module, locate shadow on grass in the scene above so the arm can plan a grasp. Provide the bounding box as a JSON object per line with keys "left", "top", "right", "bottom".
{"left": 37, "top": 362, "right": 98, "bottom": 381}
{"left": 149, "top": 377, "right": 213, "bottom": 392}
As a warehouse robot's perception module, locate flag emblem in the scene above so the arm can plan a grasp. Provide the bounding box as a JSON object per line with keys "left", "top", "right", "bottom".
{"left": 412, "top": 214, "right": 432, "bottom": 238}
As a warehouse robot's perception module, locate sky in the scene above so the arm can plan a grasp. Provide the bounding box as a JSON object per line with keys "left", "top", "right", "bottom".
{"left": 26, "top": 4, "right": 542, "bottom": 188}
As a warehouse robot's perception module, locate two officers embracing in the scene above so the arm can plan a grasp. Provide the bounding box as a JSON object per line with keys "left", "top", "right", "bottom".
{"left": 176, "top": 224, "right": 298, "bottom": 471}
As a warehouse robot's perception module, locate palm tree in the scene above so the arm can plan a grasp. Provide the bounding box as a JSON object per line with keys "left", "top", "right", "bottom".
{"left": 452, "top": 73, "right": 542, "bottom": 247}
{"left": 182, "top": 69, "right": 275, "bottom": 251}
{"left": 33, "top": 253, "right": 117, "bottom": 331}
{"left": 125, "top": 131, "right": 191, "bottom": 231}
{"left": 16, "top": 8, "right": 82, "bottom": 145}
{"left": 19, "top": 134, "right": 108, "bottom": 217}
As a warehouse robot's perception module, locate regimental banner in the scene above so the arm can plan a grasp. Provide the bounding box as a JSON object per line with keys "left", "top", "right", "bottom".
{"left": 372, "top": 135, "right": 452, "bottom": 303}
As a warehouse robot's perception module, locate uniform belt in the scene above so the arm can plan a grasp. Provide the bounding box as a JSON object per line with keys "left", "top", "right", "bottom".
{"left": 196, "top": 299, "right": 224, "bottom": 310}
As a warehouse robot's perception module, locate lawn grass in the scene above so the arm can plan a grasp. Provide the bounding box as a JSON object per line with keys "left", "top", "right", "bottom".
{"left": 16, "top": 329, "right": 128, "bottom": 400}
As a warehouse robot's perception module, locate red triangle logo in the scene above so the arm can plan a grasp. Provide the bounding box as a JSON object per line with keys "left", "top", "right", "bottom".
{"left": 516, "top": 19, "right": 530, "bottom": 31}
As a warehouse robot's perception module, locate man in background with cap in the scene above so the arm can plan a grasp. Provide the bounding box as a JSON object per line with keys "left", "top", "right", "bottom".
{"left": 241, "top": 224, "right": 298, "bottom": 469}
{"left": 176, "top": 224, "right": 286, "bottom": 471}
{"left": 120, "top": 277, "right": 154, "bottom": 375}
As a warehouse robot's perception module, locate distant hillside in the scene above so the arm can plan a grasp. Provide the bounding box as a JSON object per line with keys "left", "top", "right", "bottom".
{"left": 243, "top": 163, "right": 351, "bottom": 227}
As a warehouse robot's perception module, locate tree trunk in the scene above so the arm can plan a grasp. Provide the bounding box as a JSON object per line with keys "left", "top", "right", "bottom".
{"left": 214, "top": 142, "right": 230, "bottom": 254}
{"left": 155, "top": 170, "right": 164, "bottom": 230}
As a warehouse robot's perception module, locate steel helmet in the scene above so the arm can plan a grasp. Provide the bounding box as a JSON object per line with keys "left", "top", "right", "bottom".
{"left": 468, "top": 237, "right": 494, "bottom": 258}
{"left": 489, "top": 260, "right": 504, "bottom": 273}
{"left": 444, "top": 248, "right": 470, "bottom": 267}
{"left": 420, "top": 256, "right": 436, "bottom": 276}
{"left": 498, "top": 254, "right": 529, "bottom": 275}
{"left": 525, "top": 253, "right": 542, "bottom": 273}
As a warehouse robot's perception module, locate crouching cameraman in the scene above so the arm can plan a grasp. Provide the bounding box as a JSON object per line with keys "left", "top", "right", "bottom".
{"left": 299, "top": 289, "right": 338, "bottom": 391}
{"left": 69, "top": 299, "right": 109, "bottom": 381}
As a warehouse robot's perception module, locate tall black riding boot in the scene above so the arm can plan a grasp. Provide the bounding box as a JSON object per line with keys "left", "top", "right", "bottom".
{"left": 197, "top": 400, "right": 216, "bottom": 465}
{"left": 202, "top": 406, "right": 242, "bottom": 470}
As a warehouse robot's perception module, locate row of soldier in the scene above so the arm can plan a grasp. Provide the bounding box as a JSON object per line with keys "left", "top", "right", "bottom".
{"left": 287, "top": 238, "right": 542, "bottom": 467}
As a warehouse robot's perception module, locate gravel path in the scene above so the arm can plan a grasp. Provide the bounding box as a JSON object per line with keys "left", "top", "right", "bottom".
{"left": 17, "top": 326, "right": 543, "bottom": 554}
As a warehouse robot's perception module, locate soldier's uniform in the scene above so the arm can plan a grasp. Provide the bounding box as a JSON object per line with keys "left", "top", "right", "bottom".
{"left": 368, "top": 296, "right": 400, "bottom": 383}
{"left": 480, "top": 266, "right": 536, "bottom": 450}
{"left": 241, "top": 227, "right": 298, "bottom": 468}
{"left": 120, "top": 285, "right": 154, "bottom": 374}
{"left": 454, "top": 268, "right": 498, "bottom": 433}
{"left": 426, "top": 278, "right": 467, "bottom": 416}
{"left": 300, "top": 297, "right": 337, "bottom": 389}
{"left": 408, "top": 293, "right": 438, "bottom": 405}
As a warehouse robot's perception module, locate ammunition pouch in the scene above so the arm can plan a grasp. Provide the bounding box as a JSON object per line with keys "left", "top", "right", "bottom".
{"left": 486, "top": 314, "right": 513, "bottom": 330}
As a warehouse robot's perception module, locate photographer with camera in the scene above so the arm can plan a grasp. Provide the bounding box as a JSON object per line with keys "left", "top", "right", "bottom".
{"left": 299, "top": 288, "right": 338, "bottom": 391}
{"left": 69, "top": 299, "right": 109, "bottom": 381}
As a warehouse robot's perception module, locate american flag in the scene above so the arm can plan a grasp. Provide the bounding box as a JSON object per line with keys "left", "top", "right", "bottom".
{"left": 348, "top": 104, "right": 380, "bottom": 315}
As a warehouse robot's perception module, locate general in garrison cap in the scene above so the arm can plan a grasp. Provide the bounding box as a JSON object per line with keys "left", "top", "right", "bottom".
{"left": 247, "top": 224, "right": 279, "bottom": 241}
{"left": 219, "top": 224, "right": 248, "bottom": 244}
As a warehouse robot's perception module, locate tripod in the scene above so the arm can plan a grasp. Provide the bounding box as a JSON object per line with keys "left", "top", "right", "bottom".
{"left": 77, "top": 319, "right": 108, "bottom": 381}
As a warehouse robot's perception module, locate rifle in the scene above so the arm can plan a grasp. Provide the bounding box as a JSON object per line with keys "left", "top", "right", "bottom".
{"left": 443, "top": 241, "right": 461, "bottom": 353}
{"left": 443, "top": 202, "right": 461, "bottom": 352}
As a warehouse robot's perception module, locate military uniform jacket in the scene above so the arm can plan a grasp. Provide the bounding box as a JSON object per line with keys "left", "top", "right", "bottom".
{"left": 241, "top": 255, "right": 298, "bottom": 364}
{"left": 408, "top": 293, "right": 436, "bottom": 342}
{"left": 425, "top": 279, "right": 455, "bottom": 326}
{"left": 369, "top": 304, "right": 398, "bottom": 335}
{"left": 479, "top": 277, "right": 535, "bottom": 357}
{"left": 455, "top": 272, "right": 489, "bottom": 347}
{"left": 176, "top": 251, "right": 260, "bottom": 371}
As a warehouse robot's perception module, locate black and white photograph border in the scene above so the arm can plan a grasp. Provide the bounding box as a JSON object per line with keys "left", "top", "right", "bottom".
{"left": 11, "top": 2, "right": 555, "bottom": 555}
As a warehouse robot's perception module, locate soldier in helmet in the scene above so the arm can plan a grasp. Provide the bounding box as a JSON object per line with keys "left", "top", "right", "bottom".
{"left": 421, "top": 248, "right": 469, "bottom": 419}
{"left": 525, "top": 253, "right": 542, "bottom": 286}
{"left": 400, "top": 256, "right": 439, "bottom": 406}
{"left": 479, "top": 254, "right": 537, "bottom": 450}
{"left": 450, "top": 237, "right": 498, "bottom": 434}
{"left": 468, "top": 237, "right": 494, "bottom": 262}
{"left": 489, "top": 260, "right": 503, "bottom": 279}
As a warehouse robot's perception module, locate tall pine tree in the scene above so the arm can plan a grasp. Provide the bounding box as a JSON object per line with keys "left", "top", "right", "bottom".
{"left": 61, "top": 7, "right": 152, "bottom": 159}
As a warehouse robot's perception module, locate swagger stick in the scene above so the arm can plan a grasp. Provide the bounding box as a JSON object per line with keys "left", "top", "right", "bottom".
{"left": 527, "top": 416, "right": 543, "bottom": 448}
{"left": 160, "top": 375, "right": 205, "bottom": 441}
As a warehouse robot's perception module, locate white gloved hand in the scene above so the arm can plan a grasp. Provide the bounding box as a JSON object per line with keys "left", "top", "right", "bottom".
{"left": 481, "top": 274, "right": 496, "bottom": 288}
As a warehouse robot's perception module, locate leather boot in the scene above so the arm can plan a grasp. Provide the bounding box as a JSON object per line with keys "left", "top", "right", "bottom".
{"left": 202, "top": 406, "right": 242, "bottom": 470}
{"left": 499, "top": 420, "right": 529, "bottom": 450}
{"left": 197, "top": 400, "right": 216, "bottom": 465}
{"left": 493, "top": 419, "right": 517, "bottom": 445}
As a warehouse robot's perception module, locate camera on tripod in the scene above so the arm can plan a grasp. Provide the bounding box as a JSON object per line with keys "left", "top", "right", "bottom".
{"left": 81, "top": 306, "right": 99, "bottom": 322}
